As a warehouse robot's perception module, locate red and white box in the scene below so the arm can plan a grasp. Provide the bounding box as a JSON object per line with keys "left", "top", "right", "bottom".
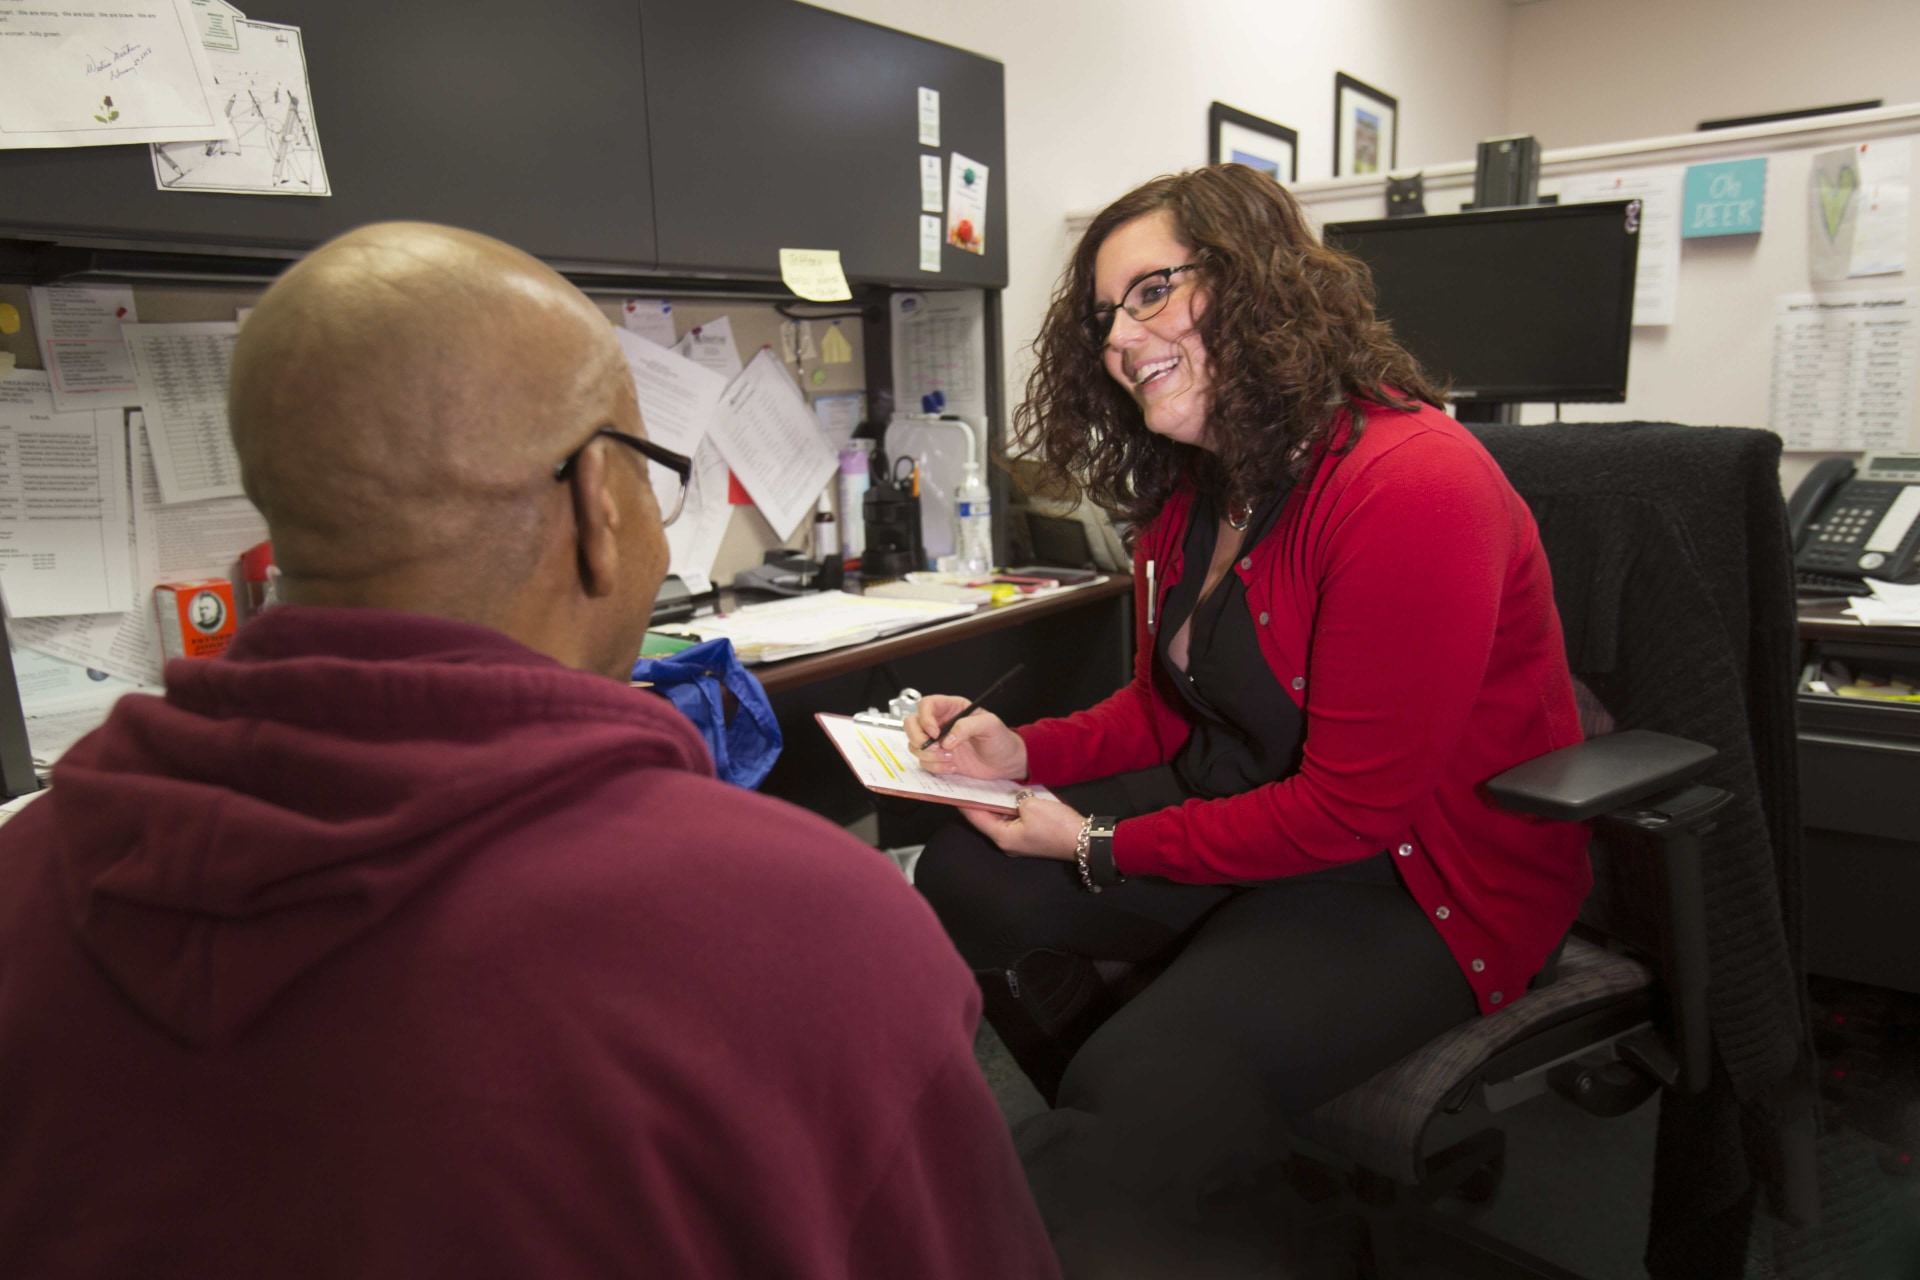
{"left": 155, "top": 580, "right": 237, "bottom": 661}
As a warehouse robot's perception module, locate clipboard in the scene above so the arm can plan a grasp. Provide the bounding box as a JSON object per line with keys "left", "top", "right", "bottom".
{"left": 815, "top": 713, "right": 1054, "bottom": 813}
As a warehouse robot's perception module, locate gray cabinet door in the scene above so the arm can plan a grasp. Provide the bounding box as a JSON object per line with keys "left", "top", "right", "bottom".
{"left": 0, "top": 0, "right": 655, "bottom": 269}
{"left": 640, "top": 0, "right": 1006, "bottom": 288}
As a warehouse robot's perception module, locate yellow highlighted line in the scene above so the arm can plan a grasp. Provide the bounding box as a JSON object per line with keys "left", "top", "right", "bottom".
{"left": 858, "top": 729, "right": 899, "bottom": 781}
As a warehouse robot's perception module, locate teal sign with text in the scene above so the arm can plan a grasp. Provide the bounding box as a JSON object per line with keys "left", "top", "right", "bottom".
{"left": 1682, "top": 158, "right": 1767, "bottom": 238}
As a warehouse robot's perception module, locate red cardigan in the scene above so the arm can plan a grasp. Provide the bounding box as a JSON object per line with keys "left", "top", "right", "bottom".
{"left": 1018, "top": 401, "right": 1590, "bottom": 1015}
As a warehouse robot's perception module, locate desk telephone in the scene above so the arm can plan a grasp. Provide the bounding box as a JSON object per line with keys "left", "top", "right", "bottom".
{"left": 1790, "top": 453, "right": 1920, "bottom": 586}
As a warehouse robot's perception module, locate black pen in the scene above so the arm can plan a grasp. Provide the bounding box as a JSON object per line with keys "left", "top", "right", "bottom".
{"left": 919, "top": 662, "right": 1026, "bottom": 751}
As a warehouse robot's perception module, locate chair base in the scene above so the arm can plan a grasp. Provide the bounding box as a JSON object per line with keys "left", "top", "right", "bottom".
{"left": 1291, "top": 1130, "right": 1595, "bottom": 1280}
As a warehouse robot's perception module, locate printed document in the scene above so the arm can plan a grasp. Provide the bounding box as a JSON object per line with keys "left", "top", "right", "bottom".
{"left": 0, "top": 374, "right": 135, "bottom": 618}
{"left": 1556, "top": 167, "right": 1684, "bottom": 326}
{"left": 0, "top": 0, "right": 234, "bottom": 149}
{"left": 708, "top": 349, "right": 839, "bottom": 540}
{"left": 665, "top": 440, "right": 731, "bottom": 590}
{"left": 12, "top": 415, "right": 265, "bottom": 686}
{"left": 120, "top": 320, "right": 245, "bottom": 503}
{"left": 11, "top": 644, "right": 144, "bottom": 769}
{"left": 151, "top": 19, "right": 329, "bottom": 196}
{"left": 28, "top": 285, "right": 142, "bottom": 411}
{"left": 672, "top": 317, "right": 744, "bottom": 382}
{"left": 1770, "top": 290, "right": 1916, "bottom": 451}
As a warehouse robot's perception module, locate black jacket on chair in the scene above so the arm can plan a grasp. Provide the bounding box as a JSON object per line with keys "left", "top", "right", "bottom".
{"left": 1471, "top": 422, "right": 1814, "bottom": 1277}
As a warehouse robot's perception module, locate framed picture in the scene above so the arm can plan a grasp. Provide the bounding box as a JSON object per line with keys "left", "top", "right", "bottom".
{"left": 1208, "top": 101, "right": 1297, "bottom": 183}
{"left": 1333, "top": 73, "right": 1397, "bottom": 177}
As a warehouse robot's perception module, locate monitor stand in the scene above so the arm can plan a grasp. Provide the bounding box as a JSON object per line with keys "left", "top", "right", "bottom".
{"left": 1454, "top": 401, "right": 1520, "bottom": 425}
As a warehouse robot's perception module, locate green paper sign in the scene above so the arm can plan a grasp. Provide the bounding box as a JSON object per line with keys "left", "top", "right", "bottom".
{"left": 1682, "top": 159, "right": 1767, "bottom": 238}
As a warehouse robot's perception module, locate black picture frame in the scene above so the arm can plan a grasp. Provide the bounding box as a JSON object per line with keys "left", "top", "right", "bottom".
{"left": 1207, "top": 101, "right": 1298, "bottom": 183}
{"left": 1333, "top": 73, "right": 1398, "bottom": 177}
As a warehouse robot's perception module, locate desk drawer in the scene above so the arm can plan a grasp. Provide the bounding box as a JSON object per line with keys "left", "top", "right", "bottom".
{"left": 1798, "top": 695, "right": 1920, "bottom": 841}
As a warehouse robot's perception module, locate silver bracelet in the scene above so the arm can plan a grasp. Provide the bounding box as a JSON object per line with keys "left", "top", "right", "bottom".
{"left": 1074, "top": 815, "right": 1100, "bottom": 893}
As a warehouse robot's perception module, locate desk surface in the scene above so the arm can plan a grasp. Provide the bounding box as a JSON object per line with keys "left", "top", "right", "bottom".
{"left": 751, "top": 576, "right": 1133, "bottom": 696}
{"left": 1797, "top": 598, "right": 1920, "bottom": 646}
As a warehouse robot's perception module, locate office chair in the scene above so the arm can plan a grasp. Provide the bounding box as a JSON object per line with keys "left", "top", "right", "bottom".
{"left": 1285, "top": 423, "right": 1822, "bottom": 1279}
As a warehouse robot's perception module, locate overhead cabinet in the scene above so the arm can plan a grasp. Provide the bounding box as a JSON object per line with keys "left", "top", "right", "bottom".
{"left": 0, "top": 0, "right": 1005, "bottom": 290}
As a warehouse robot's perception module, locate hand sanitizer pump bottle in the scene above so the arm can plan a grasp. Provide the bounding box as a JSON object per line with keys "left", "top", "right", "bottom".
{"left": 955, "top": 460, "right": 992, "bottom": 576}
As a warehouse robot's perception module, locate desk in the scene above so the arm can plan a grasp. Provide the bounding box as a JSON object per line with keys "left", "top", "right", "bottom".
{"left": 1796, "top": 602, "right": 1920, "bottom": 993}
{"left": 752, "top": 577, "right": 1133, "bottom": 831}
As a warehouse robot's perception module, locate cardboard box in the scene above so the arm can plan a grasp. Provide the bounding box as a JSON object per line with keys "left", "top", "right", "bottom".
{"left": 155, "top": 580, "right": 237, "bottom": 661}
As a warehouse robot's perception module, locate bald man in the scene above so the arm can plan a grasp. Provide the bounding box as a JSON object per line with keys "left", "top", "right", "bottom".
{"left": 0, "top": 224, "right": 1059, "bottom": 1280}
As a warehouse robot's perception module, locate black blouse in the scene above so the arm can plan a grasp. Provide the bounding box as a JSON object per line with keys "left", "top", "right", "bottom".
{"left": 1155, "top": 492, "right": 1305, "bottom": 800}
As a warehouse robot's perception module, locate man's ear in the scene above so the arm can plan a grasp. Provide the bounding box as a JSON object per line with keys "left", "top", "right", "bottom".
{"left": 568, "top": 441, "right": 621, "bottom": 599}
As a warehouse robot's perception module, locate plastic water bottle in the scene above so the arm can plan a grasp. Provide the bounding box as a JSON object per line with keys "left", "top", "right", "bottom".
{"left": 837, "top": 446, "right": 869, "bottom": 561}
{"left": 955, "top": 460, "right": 992, "bottom": 576}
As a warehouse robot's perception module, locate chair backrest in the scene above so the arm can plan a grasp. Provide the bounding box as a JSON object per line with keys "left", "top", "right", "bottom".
{"left": 1469, "top": 422, "right": 1805, "bottom": 1103}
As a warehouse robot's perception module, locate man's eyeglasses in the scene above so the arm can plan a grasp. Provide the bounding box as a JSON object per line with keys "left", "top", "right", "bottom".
{"left": 1084, "top": 264, "right": 1201, "bottom": 347}
{"left": 554, "top": 428, "right": 693, "bottom": 527}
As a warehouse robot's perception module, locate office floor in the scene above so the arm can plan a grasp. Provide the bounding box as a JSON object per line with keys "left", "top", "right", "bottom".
{"left": 856, "top": 822, "right": 1920, "bottom": 1277}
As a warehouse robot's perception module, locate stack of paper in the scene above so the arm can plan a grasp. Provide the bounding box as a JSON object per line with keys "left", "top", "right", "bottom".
{"left": 651, "top": 592, "right": 973, "bottom": 664}
{"left": 1846, "top": 579, "right": 1920, "bottom": 627}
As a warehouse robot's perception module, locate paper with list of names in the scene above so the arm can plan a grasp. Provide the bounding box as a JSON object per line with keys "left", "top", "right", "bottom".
{"left": 1769, "top": 289, "right": 1918, "bottom": 451}
{"left": 120, "top": 321, "right": 245, "bottom": 504}
{"left": 0, "top": 373, "right": 135, "bottom": 618}
{"left": 707, "top": 349, "right": 839, "bottom": 540}
{"left": 11, "top": 415, "right": 267, "bottom": 687}
{"left": 28, "top": 285, "right": 142, "bottom": 411}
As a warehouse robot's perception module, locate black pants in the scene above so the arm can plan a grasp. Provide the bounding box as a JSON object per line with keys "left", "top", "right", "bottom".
{"left": 916, "top": 767, "right": 1480, "bottom": 1278}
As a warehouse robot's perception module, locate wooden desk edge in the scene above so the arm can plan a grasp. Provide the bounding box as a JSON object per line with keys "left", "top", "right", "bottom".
{"left": 753, "top": 576, "right": 1134, "bottom": 695}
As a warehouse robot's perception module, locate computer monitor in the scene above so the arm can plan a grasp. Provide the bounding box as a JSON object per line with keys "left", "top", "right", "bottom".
{"left": 1322, "top": 201, "right": 1640, "bottom": 408}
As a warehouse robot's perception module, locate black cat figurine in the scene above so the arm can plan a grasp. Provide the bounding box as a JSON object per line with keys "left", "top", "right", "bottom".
{"left": 1385, "top": 172, "right": 1425, "bottom": 218}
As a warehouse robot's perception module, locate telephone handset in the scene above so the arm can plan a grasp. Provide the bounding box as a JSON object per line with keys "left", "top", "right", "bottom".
{"left": 1790, "top": 453, "right": 1920, "bottom": 581}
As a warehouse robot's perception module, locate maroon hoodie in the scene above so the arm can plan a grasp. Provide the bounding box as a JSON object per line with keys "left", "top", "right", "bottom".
{"left": 0, "top": 608, "right": 1058, "bottom": 1279}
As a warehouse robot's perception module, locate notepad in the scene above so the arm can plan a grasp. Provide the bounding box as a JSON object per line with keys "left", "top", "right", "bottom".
{"left": 816, "top": 713, "right": 1054, "bottom": 813}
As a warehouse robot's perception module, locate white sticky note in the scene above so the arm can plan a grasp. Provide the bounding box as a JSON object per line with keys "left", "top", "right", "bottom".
{"left": 621, "top": 297, "right": 675, "bottom": 347}
{"left": 779, "top": 248, "right": 853, "bottom": 302}
{"left": 946, "top": 153, "right": 989, "bottom": 256}
{"left": 918, "top": 86, "right": 940, "bottom": 148}
{"left": 920, "top": 154, "right": 943, "bottom": 213}
{"left": 920, "top": 215, "right": 943, "bottom": 273}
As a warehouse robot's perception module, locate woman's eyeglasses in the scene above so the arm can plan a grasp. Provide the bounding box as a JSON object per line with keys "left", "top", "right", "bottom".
{"left": 554, "top": 427, "right": 693, "bottom": 526}
{"left": 1084, "top": 264, "right": 1200, "bottom": 347}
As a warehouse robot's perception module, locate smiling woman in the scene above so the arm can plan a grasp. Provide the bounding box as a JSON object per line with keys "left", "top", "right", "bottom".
{"left": 904, "top": 164, "right": 1590, "bottom": 1276}
{"left": 1016, "top": 164, "right": 1445, "bottom": 528}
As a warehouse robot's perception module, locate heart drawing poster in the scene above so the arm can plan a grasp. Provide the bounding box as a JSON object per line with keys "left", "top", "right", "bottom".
{"left": 1809, "top": 140, "right": 1911, "bottom": 283}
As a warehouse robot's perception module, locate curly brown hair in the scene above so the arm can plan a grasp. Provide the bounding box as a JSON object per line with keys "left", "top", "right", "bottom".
{"left": 1014, "top": 164, "right": 1445, "bottom": 526}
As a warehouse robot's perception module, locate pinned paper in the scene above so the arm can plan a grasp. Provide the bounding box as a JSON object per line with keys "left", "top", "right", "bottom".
{"left": 920, "top": 215, "right": 943, "bottom": 273}
{"left": 0, "top": 303, "right": 18, "bottom": 335}
{"left": 1810, "top": 147, "right": 1862, "bottom": 284}
{"left": 821, "top": 322, "right": 853, "bottom": 365}
{"left": 813, "top": 392, "right": 863, "bottom": 449}
{"left": 190, "top": 0, "right": 245, "bottom": 51}
{"left": 921, "top": 154, "right": 943, "bottom": 213}
{"left": 946, "top": 154, "right": 989, "bottom": 255}
{"left": 1682, "top": 158, "right": 1766, "bottom": 238}
{"left": 779, "top": 248, "right": 853, "bottom": 302}
{"left": 29, "top": 284, "right": 142, "bottom": 411}
{"left": 918, "top": 87, "right": 940, "bottom": 148}
{"left": 0, "top": 352, "right": 14, "bottom": 380}
{"left": 621, "top": 297, "right": 675, "bottom": 347}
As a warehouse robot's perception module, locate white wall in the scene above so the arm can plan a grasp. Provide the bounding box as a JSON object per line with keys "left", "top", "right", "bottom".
{"left": 808, "top": 0, "right": 1513, "bottom": 410}
{"left": 1509, "top": 0, "right": 1920, "bottom": 150}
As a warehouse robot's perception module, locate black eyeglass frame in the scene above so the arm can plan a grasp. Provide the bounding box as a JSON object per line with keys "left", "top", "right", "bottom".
{"left": 554, "top": 427, "right": 693, "bottom": 526}
{"left": 1085, "top": 263, "right": 1202, "bottom": 346}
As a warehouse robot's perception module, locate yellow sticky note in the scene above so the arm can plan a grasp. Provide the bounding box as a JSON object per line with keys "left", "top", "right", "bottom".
{"left": 821, "top": 322, "right": 853, "bottom": 365}
{"left": 779, "top": 249, "right": 852, "bottom": 302}
{"left": 0, "top": 303, "right": 19, "bottom": 336}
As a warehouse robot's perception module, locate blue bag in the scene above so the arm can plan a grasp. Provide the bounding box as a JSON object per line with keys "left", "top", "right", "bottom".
{"left": 631, "top": 638, "right": 783, "bottom": 789}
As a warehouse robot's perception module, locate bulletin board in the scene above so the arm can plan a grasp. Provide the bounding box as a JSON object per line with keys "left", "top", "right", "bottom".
{"left": 1276, "top": 103, "right": 1920, "bottom": 494}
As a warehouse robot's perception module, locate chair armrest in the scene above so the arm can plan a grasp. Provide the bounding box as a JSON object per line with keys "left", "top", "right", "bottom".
{"left": 1484, "top": 730, "right": 1717, "bottom": 823}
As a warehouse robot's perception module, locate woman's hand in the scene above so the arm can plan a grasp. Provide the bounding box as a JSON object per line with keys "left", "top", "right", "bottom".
{"left": 907, "top": 694, "right": 1029, "bottom": 781}
{"left": 962, "top": 794, "right": 1084, "bottom": 862}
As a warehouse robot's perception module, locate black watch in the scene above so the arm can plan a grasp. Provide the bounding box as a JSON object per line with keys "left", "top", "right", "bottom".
{"left": 1085, "top": 815, "right": 1123, "bottom": 888}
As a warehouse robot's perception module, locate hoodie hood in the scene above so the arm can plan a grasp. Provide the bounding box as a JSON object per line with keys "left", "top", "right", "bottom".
{"left": 47, "top": 607, "right": 711, "bottom": 1048}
